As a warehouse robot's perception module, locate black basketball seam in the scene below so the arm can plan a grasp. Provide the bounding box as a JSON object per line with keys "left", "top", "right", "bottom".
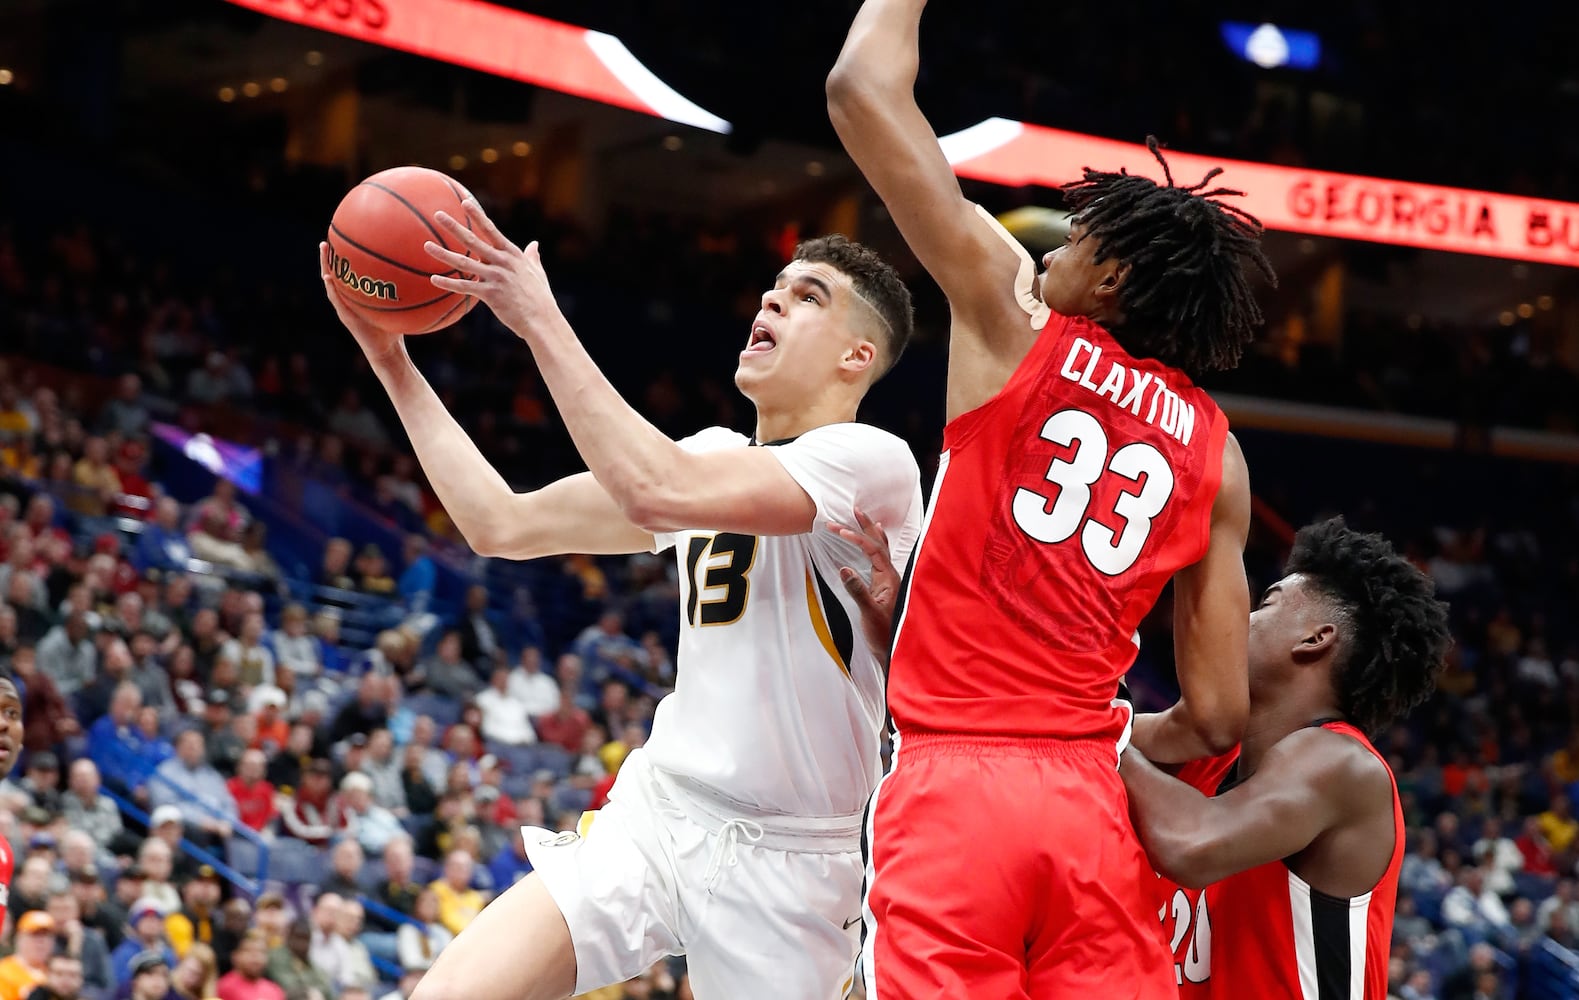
{"left": 346, "top": 290, "right": 457, "bottom": 313}
{"left": 328, "top": 223, "right": 462, "bottom": 280}
{"left": 414, "top": 292, "right": 474, "bottom": 334}
{"left": 363, "top": 179, "right": 453, "bottom": 249}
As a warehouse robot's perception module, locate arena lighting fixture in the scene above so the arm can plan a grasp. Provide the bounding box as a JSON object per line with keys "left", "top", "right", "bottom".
{"left": 221, "top": 0, "right": 732, "bottom": 135}
{"left": 1220, "top": 21, "right": 1321, "bottom": 70}
{"left": 938, "top": 118, "right": 1579, "bottom": 268}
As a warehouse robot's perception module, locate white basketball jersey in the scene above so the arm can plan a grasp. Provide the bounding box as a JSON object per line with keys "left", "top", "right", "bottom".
{"left": 643, "top": 423, "right": 923, "bottom": 819}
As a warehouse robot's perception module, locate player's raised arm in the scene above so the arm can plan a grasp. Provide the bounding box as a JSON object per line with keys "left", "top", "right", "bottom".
{"left": 1132, "top": 434, "right": 1252, "bottom": 761}
{"left": 1121, "top": 727, "right": 1390, "bottom": 889}
{"left": 826, "top": 2, "right": 1033, "bottom": 361}
{"left": 422, "top": 207, "right": 823, "bottom": 539}
{"left": 319, "top": 243, "right": 653, "bottom": 560}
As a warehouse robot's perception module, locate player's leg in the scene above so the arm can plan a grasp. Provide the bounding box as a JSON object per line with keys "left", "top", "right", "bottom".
{"left": 861, "top": 740, "right": 1033, "bottom": 1000}
{"left": 686, "top": 843, "right": 866, "bottom": 999}
{"left": 408, "top": 873, "right": 576, "bottom": 1000}
{"left": 1023, "top": 753, "right": 1177, "bottom": 1000}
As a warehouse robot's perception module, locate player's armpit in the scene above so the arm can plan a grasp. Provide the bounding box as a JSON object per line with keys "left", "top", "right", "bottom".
{"left": 1122, "top": 728, "right": 1373, "bottom": 889}
{"left": 826, "top": 0, "right": 1030, "bottom": 352}
{"left": 623, "top": 447, "right": 817, "bottom": 538}
{"left": 477, "top": 472, "right": 655, "bottom": 560}
{"left": 1134, "top": 434, "right": 1251, "bottom": 761}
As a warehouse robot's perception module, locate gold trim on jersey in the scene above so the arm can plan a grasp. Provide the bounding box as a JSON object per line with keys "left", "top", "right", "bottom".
{"left": 805, "top": 569, "right": 851, "bottom": 678}
{"left": 576, "top": 810, "right": 597, "bottom": 838}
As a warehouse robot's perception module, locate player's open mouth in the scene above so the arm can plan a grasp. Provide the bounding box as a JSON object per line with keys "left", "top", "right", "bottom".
{"left": 744, "top": 325, "right": 777, "bottom": 354}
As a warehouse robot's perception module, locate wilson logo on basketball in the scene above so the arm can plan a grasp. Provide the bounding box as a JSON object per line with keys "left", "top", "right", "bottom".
{"left": 330, "top": 251, "right": 399, "bottom": 302}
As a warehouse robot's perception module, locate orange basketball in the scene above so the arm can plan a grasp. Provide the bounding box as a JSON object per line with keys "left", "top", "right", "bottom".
{"left": 326, "top": 166, "right": 479, "bottom": 336}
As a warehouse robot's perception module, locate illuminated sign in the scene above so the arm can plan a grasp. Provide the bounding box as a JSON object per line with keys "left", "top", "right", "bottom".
{"left": 939, "top": 118, "right": 1579, "bottom": 267}
{"left": 223, "top": 0, "right": 732, "bottom": 134}
{"left": 1220, "top": 22, "right": 1320, "bottom": 70}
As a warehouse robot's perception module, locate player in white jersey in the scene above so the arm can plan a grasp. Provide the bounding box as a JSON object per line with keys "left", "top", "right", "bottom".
{"left": 318, "top": 210, "right": 922, "bottom": 1000}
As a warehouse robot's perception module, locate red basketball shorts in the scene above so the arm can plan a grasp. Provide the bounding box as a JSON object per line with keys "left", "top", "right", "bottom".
{"left": 861, "top": 731, "right": 1175, "bottom": 1000}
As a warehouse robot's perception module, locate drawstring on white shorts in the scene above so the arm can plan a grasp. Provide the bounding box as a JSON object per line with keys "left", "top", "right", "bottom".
{"left": 703, "top": 817, "right": 764, "bottom": 893}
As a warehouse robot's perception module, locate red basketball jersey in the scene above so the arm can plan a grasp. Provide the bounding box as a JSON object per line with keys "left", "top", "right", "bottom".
{"left": 1160, "top": 721, "right": 1404, "bottom": 1000}
{"left": 0, "top": 831, "right": 13, "bottom": 926}
{"left": 889, "top": 311, "right": 1228, "bottom": 739}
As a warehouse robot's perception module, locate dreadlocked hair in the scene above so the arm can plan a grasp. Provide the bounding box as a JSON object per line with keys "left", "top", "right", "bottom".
{"left": 1284, "top": 517, "right": 1451, "bottom": 736}
{"left": 1059, "top": 137, "right": 1276, "bottom": 378}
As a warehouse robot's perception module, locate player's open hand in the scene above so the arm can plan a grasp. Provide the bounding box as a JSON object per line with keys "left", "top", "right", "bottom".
{"left": 319, "top": 242, "right": 407, "bottom": 366}
{"left": 828, "top": 506, "right": 900, "bottom": 663}
{"left": 426, "top": 199, "right": 561, "bottom": 339}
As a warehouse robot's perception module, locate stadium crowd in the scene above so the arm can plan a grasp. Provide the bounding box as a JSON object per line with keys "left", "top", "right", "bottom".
{"left": 1, "top": 191, "right": 1579, "bottom": 1000}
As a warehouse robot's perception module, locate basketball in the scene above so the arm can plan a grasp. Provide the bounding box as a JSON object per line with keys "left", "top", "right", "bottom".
{"left": 326, "top": 166, "right": 480, "bottom": 336}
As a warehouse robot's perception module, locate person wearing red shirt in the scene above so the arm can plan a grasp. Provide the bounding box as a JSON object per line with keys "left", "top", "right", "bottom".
{"left": 532, "top": 690, "right": 590, "bottom": 754}
{"left": 827, "top": 3, "right": 1273, "bottom": 994}
{"left": 215, "top": 933, "right": 282, "bottom": 1000}
{"left": 225, "top": 750, "right": 278, "bottom": 833}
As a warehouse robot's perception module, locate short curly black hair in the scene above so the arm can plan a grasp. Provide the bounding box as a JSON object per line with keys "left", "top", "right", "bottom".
{"left": 1285, "top": 517, "right": 1451, "bottom": 736}
{"left": 794, "top": 235, "right": 914, "bottom": 379}
{"left": 1059, "top": 137, "right": 1276, "bottom": 378}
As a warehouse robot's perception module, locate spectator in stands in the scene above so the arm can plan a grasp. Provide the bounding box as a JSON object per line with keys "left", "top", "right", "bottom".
{"left": 268, "top": 606, "right": 320, "bottom": 683}
{"left": 135, "top": 499, "right": 192, "bottom": 575}
{"left": 404, "top": 716, "right": 447, "bottom": 791}
{"left": 86, "top": 681, "right": 144, "bottom": 790}
{"left": 1472, "top": 817, "right": 1524, "bottom": 896}
{"left": 354, "top": 545, "right": 395, "bottom": 598}
{"left": 0, "top": 606, "right": 19, "bottom": 664}
{"left": 249, "top": 689, "right": 290, "bottom": 753}
{"left": 1537, "top": 878, "right": 1579, "bottom": 935}
{"left": 46, "top": 888, "right": 112, "bottom": 993}
{"left": 227, "top": 749, "right": 277, "bottom": 833}
{"left": 9, "top": 857, "right": 53, "bottom": 919}
{"left": 455, "top": 586, "right": 499, "bottom": 673}
{"left": 1441, "top": 942, "right": 1503, "bottom": 1000}
{"left": 327, "top": 388, "right": 390, "bottom": 450}
{"left": 1444, "top": 865, "right": 1513, "bottom": 937}
{"left": 398, "top": 743, "right": 437, "bottom": 823}
{"left": 170, "top": 943, "right": 219, "bottom": 1000}
{"left": 329, "top": 674, "right": 388, "bottom": 746}
{"left": 129, "top": 631, "right": 177, "bottom": 719}
{"left": 111, "top": 899, "right": 176, "bottom": 986}
{"left": 13, "top": 651, "right": 78, "bottom": 761}
{"left": 475, "top": 665, "right": 535, "bottom": 750}
{"left": 70, "top": 869, "right": 121, "bottom": 951}
{"left": 34, "top": 611, "right": 93, "bottom": 701}
{"left": 397, "top": 535, "right": 435, "bottom": 618}
{"left": 166, "top": 867, "right": 223, "bottom": 959}
{"left": 100, "top": 374, "right": 150, "bottom": 438}
{"left": 264, "top": 921, "right": 334, "bottom": 1000}
{"left": 68, "top": 437, "right": 120, "bottom": 517}
{"left": 361, "top": 728, "right": 405, "bottom": 815}
{"left": 0, "top": 911, "right": 56, "bottom": 1000}
{"left": 1538, "top": 793, "right": 1578, "bottom": 856}
{"left": 311, "top": 609, "right": 347, "bottom": 677}
{"left": 215, "top": 932, "right": 281, "bottom": 1000}
{"left": 319, "top": 538, "right": 355, "bottom": 592}
{"left": 573, "top": 610, "right": 644, "bottom": 690}
{"left": 428, "top": 850, "right": 484, "bottom": 936}
{"left": 395, "top": 889, "right": 453, "bottom": 973}
{"left": 24, "top": 952, "right": 83, "bottom": 1000}
{"left": 265, "top": 723, "right": 314, "bottom": 792}
{"left": 486, "top": 827, "right": 532, "bottom": 893}
{"left": 251, "top": 894, "right": 289, "bottom": 954}
{"left": 220, "top": 613, "right": 275, "bottom": 689}
{"left": 188, "top": 609, "right": 227, "bottom": 680}
{"left": 338, "top": 771, "right": 402, "bottom": 854}
{"left": 138, "top": 827, "right": 187, "bottom": 907}
{"left": 323, "top": 838, "right": 365, "bottom": 899}
{"left": 187, "top": 480, "right": 252, "bottom": 572}
{"left": 277, "top": 758, "right": 342, "bottom": 846}
{"left": 17, "top": 752, "right": 61, "bottom": 812}
{"left": 535, "top": 688, "right": 592, "bottom": 754}
{"left": 55, "top": 830, "right": 99, "bottom": 884}
{"left": 152, "top": 730, "right": 237, "bottom": 845}
{"left": 112, "top": 442, "right": 155, "bottom": 520}
{"left": 330, "top": 900, "right": 376, "bottom": 990}
{"left": 507, "top": 647, "right": 559, "bottom": 719}
{"left": 187, "top": 353, "right": 252, "bottom": 407}
{"left": 5, "top": 574, "right": 49, "bottom": 649}
{"left": 78, "top": 639, "right": 136, "bottom": 729}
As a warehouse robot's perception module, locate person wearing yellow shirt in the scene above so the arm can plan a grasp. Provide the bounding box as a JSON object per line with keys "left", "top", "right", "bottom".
{"left": 1538, "top": 795, "right": 1579, "bottom": 854}
{"left": 0, "top": 911, "right": 57, "bottom": 1000}
{"left": 428, "top": 851, "right": 487, "bottom": 936}
{"left": 1551, "top": 736, "right": 1579, "bottom": 785}
{"left": 165, "top": 867, "right": 223, "bottom": 958}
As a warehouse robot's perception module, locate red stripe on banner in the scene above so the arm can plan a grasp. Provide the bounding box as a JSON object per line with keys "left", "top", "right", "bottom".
{"left": 945, "top": 119, "right": 1579, "bottom": 267}
{"left": 224, "top": 0, "right": 662, "bottom": 121}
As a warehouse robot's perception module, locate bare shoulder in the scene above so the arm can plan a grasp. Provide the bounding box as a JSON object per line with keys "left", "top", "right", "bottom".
{"left": 1262, "top": 726, "right": 1392, "bottom": 811}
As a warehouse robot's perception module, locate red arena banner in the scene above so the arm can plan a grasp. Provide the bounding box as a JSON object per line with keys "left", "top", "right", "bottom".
{"left": 222, "top": 0, "right": 732, "bottom": 134}
{"left": 938, "top": 118, "right": 1579, "bottom": 267}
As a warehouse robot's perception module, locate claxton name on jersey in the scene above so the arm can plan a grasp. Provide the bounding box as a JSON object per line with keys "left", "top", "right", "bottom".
{"left": 330, "top": 250, "right": 399, "bottom": 302}
{"left": 1057, "top": 336, "right": 1197, "bottom": 447}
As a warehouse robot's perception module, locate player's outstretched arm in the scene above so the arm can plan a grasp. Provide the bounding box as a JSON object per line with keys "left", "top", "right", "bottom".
{"left": 827, "top": 0, "right": 1037, "bottom": 412}
{"left": 423, "top": 207, "right": 819, "bottom": 538}
{"left": 1132, "top": 434, "right": 1252, "bottom": 762}
{"left": 1121, "top": 728, "right": 1388, "bottom": 888}
{"left": 319, "top": 243, "right": 653, "bottom": 560}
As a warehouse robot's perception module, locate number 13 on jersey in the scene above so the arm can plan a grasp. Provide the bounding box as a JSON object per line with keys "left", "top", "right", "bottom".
{"left": 1011, "top": 408, "right": 1175, "bottom": 576}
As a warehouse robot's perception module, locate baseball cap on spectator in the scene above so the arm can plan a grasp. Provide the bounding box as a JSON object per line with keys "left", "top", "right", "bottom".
{"left": 296, "top": 690, "right": 331, "bottom": 721}
{"left": 28, "top": 832, "right": 56, "bottom": 851}
{"left": 131, "top": 951, "right": 169, "bottom": 976}
{"left": 478, "top": 754, "right": 500, "bottom": 773}
{"left": 207, "top": 689, "right": 232, "bottom": 708}
{"left": 256, "top": 891, "right": 286, "bottom": 912}
{"left": 70, "top": 867, "right": 101, "bottom": 885}
{"left": 253, "top": 686, "right": 287, "bottom": 712}
{"left": 129, "top": 897, "right": 169, "bottom": 924}
{"left": 20, "top": 806, "right": 51, "bottom": 827}
{"left": 188, "top": 864, "right": 221, "bottom": 885}
{"left": 122, "top": 865, "right": 147, "bottom": 882}
{"left": 27, "top": 751, "right": 58, "bottom": 772}
{"left": 532, "top": 769, "right": 556, "bottom": 786}
{"left": 475, "top": 785, "right": 500, "bottom": 803}
{"left": 17, "top": 911, "right": 55, "bottom": 935}
{"left": 150, "top": 805, "right": 184, "bottom": 829}
{"left": 347, "top": 733, "right": 369, "bottom": 748}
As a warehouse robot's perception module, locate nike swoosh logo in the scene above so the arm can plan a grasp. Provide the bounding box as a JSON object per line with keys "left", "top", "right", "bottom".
{"left": 843, "top": 917, "right": 861, "bottom": 930}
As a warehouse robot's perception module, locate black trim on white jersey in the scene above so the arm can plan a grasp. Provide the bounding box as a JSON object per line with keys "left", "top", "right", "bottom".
{"left": 812, "top": 565, "right": 856, "bottom": 671}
